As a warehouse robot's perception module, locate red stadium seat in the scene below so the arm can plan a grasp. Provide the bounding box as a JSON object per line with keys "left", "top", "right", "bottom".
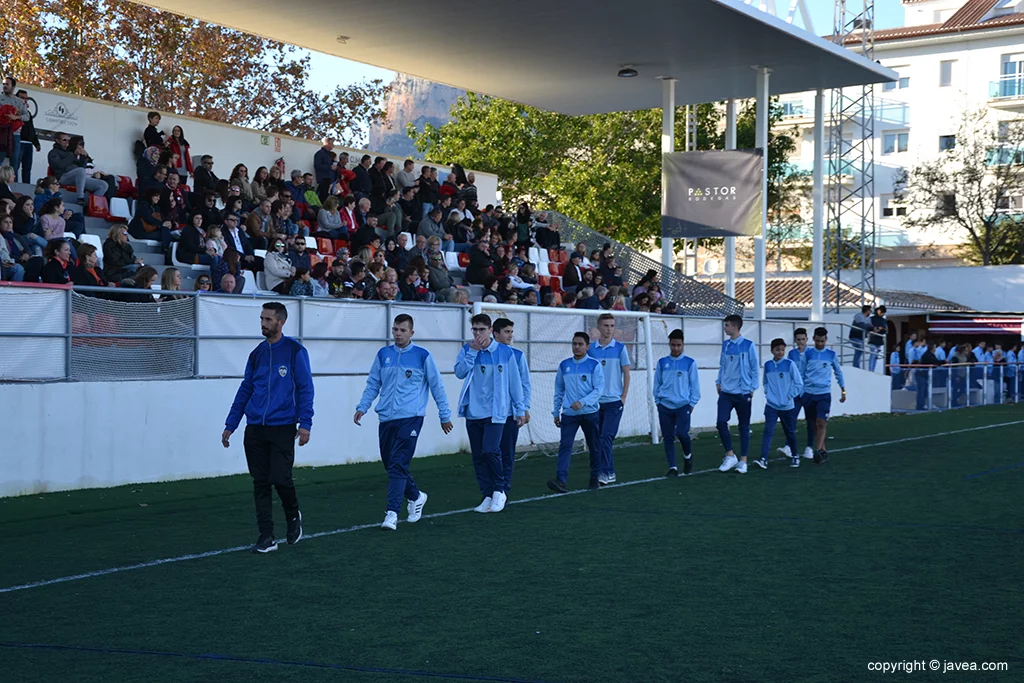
{"left": 537, "top": 275, "right": 550, "bottom": 287}
{"left": 87, "top": 195, "right": 111, "bottom": 220}
{"left": 548, "top": 262, "right": 565, "bottom": 276}
{"left": 557, "top": 251, "right": 568, "bottom": 264}
{"left": 551, "top": 276, "right": 563, "bottom": 294}
{"left": 316, "top": 238, "right": 333, "bottom": 255}
{"left": 322, "top": 255, "right": 334, "bottom": 268}
{"left": 458, "top": 252, "right": 470, "bottom": 268}
{"left": 333, "top": 239, "right": 348, "bottom": 254}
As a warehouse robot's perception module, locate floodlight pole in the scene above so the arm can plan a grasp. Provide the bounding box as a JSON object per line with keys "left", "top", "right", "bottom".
{"left": 754, "top": 67, "right": 770, "bottom": 320}
{"left": 811, "top": 88, "right": 825, "bottom": 322}
{"left": 661, "top": 77, "right": 677, "bottom": 277}
{"left": 724, "top": 98, "right": 737, "bottom": 300}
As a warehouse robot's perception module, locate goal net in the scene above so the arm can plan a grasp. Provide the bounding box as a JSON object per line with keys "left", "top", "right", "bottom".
{"left": 473, "top": 303, "right": 659, "bottom": 457}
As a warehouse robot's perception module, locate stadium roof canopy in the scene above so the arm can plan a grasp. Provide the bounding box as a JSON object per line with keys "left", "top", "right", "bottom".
{"left": 134, "top": 0, "right": 895, "bottom": 115}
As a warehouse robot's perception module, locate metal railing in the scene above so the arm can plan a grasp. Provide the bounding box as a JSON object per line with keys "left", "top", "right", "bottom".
{"left": 989, "top": 75, "right": 1024, "bottom": 100}
{"left": 543, "top": 210, "right": 745, "bottom": 317}
{"left": 888, "top": 362, "right": 1023, "bottom": 412}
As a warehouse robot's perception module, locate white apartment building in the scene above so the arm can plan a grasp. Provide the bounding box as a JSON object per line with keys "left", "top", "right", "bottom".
{"left": 782, "top": 0, "right": 1024, "bottom": 266}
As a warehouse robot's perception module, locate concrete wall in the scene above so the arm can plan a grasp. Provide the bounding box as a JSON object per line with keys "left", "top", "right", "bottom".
{"left": 25, "top": 86, "right": 499, "bottom": 206}
{"left": 0, "top": 364, "right": 891, "bottom": 498}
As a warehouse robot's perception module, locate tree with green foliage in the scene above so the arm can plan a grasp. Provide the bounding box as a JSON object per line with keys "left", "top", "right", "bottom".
{"left": 409, "top": 94, "right": 799, "bottom": 250}
{"left": 896, "top": 107, "right": 1024, "bottom": 266}
{"left": 1, "top": 0, "right": 388, "bottom": 145}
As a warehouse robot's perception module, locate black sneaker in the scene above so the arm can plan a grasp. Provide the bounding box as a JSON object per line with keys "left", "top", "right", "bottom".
{"left": 547, "top": 478, "right": 568, "bottom": 494}
{"left": 813, "top": 449, "right": 823, "bottom": 464}
{"left": 251, "top": 534, "right": 278, "bottom": 554}
{"left": 666, "top": 467, "right": 679, "bottom": 478}
{"left": 683, "top": 456, "right": 693, "bottom": 475}
{"left": 819, "top": 450, "right": 829, "bottom": 464}
{"left": 286, "top": 511, "right": 303, "bottom": 545}
{"left": 589, "top": 476, "right": 600, "bottom": 490}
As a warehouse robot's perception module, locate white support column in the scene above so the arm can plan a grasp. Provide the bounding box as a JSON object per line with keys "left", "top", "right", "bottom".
{"left": 811, "top": 88, "right": 825, "bottom": 322}
{"left": 724, "top": 98, "right": 737, "bottom": 300}
{"left": 754, "top": 67, "right": 770, "bottom": 320}
{"left": 661, "top": 78, "right": 676, "bottom": 276}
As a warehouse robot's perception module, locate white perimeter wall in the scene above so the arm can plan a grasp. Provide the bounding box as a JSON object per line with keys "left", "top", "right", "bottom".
{"left": 26, "top": 86, "right": 499, "bottom": 206}
{"left": 0, "top": 365, "right": 890, "bottom": 498}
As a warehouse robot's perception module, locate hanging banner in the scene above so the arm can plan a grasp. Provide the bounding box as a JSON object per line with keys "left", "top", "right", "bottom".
{"left": 661, "top": 149, "right": 763, "bottom": 238}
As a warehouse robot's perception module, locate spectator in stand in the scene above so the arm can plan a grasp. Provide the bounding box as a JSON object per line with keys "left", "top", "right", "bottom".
{"left": 139, "top": 163, "right": 168, "bottom": 194}
{"left": 244, "top": 199, "right": 272, "bottom": 249}
{"left": 317, "top": 195, "right": 344, "bottom": 237}
{"left": 378, "top": 189, "right": 405, "bottom": 238}
{"left": 571, "top": 243, "right": 591, "bottom": 268}
{"left": 251, "top": 167, "right": 271, "bottom": 203}
{"left": 264, "top": 238, "right": 296, "bottom": 294}
{"left": 212, "top": 247, "right": 245, "bottom": 293}
{"left": 397, "top": 267, "right": 426, "bottom": 302}
{"left": 520, "top": 263, "right": 538, "bottom": 286}
{"left": 13, "top": 89, "right": 40, "bottom": 184}
{"left": 427, "top": 251, "right": 454, "bottom": 300}
{"left": 0, "top": 218, "right": 24, "bottom": 282}
{"left": 398, "top": 185, "right": 419, "bottom": 226}
{"left": 351, "top": 196, "right": 371, "bottom": 229}
{"left": 0, "top": 76, "right": 30, "bottom": 172}
{"left": 287, "top": 237, "right": 312, "bottom": 273}
{"left": 439, "top": 172, "right": 459, "bottom": 201}
{"left": 309, "top": 261, "right": 330, "bottom": 297}
{"left": 562, "top": 253, "right": 583, "bottom": 292}
{"left": 102, "top": 224, "right": 143, "bottom": 281}
{"left": 467, "top": 240, "right": 493, "bottom": 285}
{"left": 68, "top": 136, "right": 117, "bottom": 201}
{"left": 158, "top": 188, "right": 185, "bottom": 235}
{"left": 459, "top": 172, "right": 478, "bottom": 206}
{"left": 194, "top": 274, "right": 212, "bottom": 292}
{"left": 389, "top": 234, "right": 412, "bottom": 273}
{"left": 288, "top": 267, "right": 313, "bottom": 297}
{"left": 416, "top": 165, "right": 439, "bottom": 218}
{"left": 351, "top": 154, "right": 372, "bottom": 199}
{"left": 1, "top": 213, "right": 43, "bottom": 281}
{"left": 158, "top": 267, "right": 186, "bottom": 301}
{"left": 411, "top": 233, "right": 429, "bottom": 263}
{"left": 351, "top": 213, "right": 380, "bottom": 253}
{"left": 165, "top": 125, "right": 192, "bottom": 184}
{"left": 507, "top": 263, "right": 533, "bottom": 291}
{"left": 396, "top": 159, "right": 417, "bottom": 191}
{"left": 216, "top": 272, "right": 237, "bottom": 295}
{"left": 326, "top": 258, "right": 347, "bottom": 296}
{"left": 143, "top": 112, "right": 166, "bottom": 148}
{"left": 520, "top": 288, "right": 537, "bottom": 306}
{"left": 301, "top": 173, "right": 322, "bottom": 214}
{"left": 193, "top": 155, "right": 219, "bottom": 206}
{"left": 267, "top": 165, "right": 286, "bottom": 193}
{"left": 37, "top": 197, "right": 80, "bottom": 257}
{"left": 368, "top": 158, "right": 388, "bottom": 212}
{"left": 68, "top": 245, "right": 105, "bottom": 287}
{"left": 194, "top": 191, "right": 222, "bottom": 229}
{"left": 48, "top": 133, "right": 109, "bottom": 205}
{"left": 576, "top": 287, "right": 600, "bottom": 309}
{"left": 0, "top": 166, "right": 15, "bottom": 215}
{"left": 176, "top": 213, "right": 218, "bottom": 267}
{"left": 417, "top": 206, "right": 450, "bottom": 250}
{"left": 40, "top": 239, "right": 73, "bottom": 284}
{"left": 229, "top": 163, "right": 254, "bottom": 205}
{"left": 119, "top": 265, "right": 160, "bottom": 301}
{"left": 313, "top": 137, "right": 336, "bottom": 191}
{"left": 128, "top": 187, "right": 172, "bottom": 250}
{"left": 221, "top": 213, "right": 263, "bottom": 272}
{"left": 336, "top": 194, "right": 358, "bottom": 236}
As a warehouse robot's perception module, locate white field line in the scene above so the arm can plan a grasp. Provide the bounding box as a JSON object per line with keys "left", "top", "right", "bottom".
{"left": 2, "top": 418, "right": 1022, "bottom": 595}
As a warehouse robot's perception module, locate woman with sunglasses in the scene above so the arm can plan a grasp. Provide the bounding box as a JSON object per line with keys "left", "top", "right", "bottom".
{"left": 194, "top": 274, "right": 212, "bottom": 292}
{"left": 264, "top": 238, "right": 296, "bottom": 294}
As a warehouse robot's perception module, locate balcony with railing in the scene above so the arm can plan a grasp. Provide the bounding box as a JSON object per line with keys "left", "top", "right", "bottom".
{"left": 779, "top": 97, "right": 909, "bottom": 126}
{"left": 989, "top": 76, "right": 1024, "bottom": 108}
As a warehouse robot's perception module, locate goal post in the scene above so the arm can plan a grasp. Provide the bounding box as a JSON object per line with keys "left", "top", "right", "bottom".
{"left": 472, "top": 302, "right": 660, "bottom": 451}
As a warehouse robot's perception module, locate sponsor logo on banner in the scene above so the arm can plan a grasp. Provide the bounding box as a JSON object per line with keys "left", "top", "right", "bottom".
{"left": 43, "top": 101, "right": 80, "bottom": 129}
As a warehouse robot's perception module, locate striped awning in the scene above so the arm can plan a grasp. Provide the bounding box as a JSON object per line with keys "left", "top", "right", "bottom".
{"left": 927, "top": 314, "right": 1024, "bottom": 336}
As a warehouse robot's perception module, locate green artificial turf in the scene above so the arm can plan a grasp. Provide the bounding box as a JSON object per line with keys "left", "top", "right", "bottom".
{"left": 2, "top": 406, "right": 1023, "bottom": 682}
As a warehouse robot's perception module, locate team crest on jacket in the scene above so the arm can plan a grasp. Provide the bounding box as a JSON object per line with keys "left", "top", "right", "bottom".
{"left": 498, "top": 364, "right": 503, "bottom": 373}
{"left": 581, "top": 375, "right": 588, "bottom": 382}
{"left": 601, "top": 359, "right": 606, "bottom": 366}
{"left": 779, "top": 372, "right": 784, "bottom": 378}
{"left": 278, "top": 366, "right": 288, "bottom": 377}
{"left": 405, "top": 370, "right": 412, "bottom": 379}
{"left": 480, "top": 365, "right": 486, "bottom": 374}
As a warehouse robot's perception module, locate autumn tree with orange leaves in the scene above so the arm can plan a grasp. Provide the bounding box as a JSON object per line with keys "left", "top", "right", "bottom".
{"left": 0, "top": 0, "right": 388, "bottom": 146}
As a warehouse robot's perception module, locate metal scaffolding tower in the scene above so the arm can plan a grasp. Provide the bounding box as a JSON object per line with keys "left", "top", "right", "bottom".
{"left": 825, "top": 0, "right": 876, "bottom": 311}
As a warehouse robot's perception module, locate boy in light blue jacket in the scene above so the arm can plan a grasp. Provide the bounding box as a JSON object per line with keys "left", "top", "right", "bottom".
{"left": 653, "top": 329, "right": 700, "bottom": 476}
{"left": 547, "top": 332, "right": 604, "bottom": 493}
{"left": 756, "top": 338, "right": 804, "bottom": 470}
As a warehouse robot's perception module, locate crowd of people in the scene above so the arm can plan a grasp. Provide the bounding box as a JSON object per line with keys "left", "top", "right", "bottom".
{"left": 2, "top": 97, "right": 686, "bottom": 312}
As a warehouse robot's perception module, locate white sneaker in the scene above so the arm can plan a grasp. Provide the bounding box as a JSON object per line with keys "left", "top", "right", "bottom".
{"left": 607, "top": 473, "right": 617, "bottom": 484}
{"left": 719, "top": 454, "right": 738, "bottom": 472}
{"left": 736, "top": 460, "right": 748, "bottom": 474}
{"left": 490, "top": 491, "right": 507, "bottom": 512}
{"left": 407, "top": 491, "right": 427, "bottom": 523}
{"left": 597, "top": 473, "right": 611, "bottom": 486}
{"left": 381, "top": 510, "right": 398, "bottom": 530}
{"left": 777, "top": 445, "right": 792, "bottom": 458}
{"left": 474, "top": 497, "right": 492, "bottom": 513}
{"left": 802, "top": 447, "right": 815, "bottom": 460}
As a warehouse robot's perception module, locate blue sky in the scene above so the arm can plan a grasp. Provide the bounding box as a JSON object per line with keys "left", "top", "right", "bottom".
{"left": 306, "top": 0, "right": 906, "bottom": 93}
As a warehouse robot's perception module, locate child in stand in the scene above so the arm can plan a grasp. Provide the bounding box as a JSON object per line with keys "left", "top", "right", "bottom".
{"left": 206, "top": 225, "right": 227, "bottom": 257}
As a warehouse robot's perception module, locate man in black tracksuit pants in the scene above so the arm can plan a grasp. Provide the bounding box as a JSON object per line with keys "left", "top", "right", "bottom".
{"left": 222, "top": 302, "right": 315, "bottom": 554}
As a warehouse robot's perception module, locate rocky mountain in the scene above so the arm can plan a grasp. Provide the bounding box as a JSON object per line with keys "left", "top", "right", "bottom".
{"left": 368, "top": 74, "right": 464, "bottom": 158}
